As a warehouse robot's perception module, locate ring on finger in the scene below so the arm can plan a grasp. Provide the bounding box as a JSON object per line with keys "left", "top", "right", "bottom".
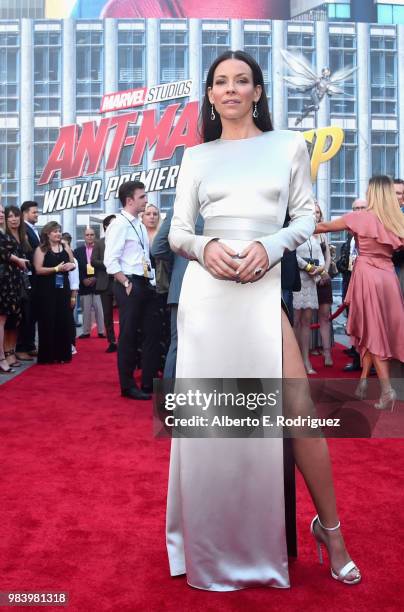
{"left": 254, "top": 267, "right": 263, "bottom": 276}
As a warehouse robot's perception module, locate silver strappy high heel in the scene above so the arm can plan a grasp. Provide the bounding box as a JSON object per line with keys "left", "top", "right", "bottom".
{"left": 354, "top": 379, "right": 368, "bottom": 400}
{"left": 374, "top": 388, "right": 396, "bottom": 411}
{"left": 310, "top": 515, "right": 361, "bottom": 585}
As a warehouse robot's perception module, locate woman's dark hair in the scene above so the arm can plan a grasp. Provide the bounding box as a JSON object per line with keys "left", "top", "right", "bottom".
{"left": 200, "top": 50, "right": 273, "bottom": 143}
{"left": 5, "top": 205, "right": 31, "bottom": 251}
{"left": 103, "top": 214, "right": 116, "bottom": 231}
{"left": 40, "top": 221, "right": 61, "bottom": 253}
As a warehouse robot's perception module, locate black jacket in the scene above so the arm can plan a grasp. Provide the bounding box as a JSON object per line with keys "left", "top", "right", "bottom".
{"left": 280, "top": 213, "right": 301, "bottom": 292}
{"left": 336, "top": 235, "right": 352, "bottom": 274}
{"left": 281, "top": 251, "right": 301, "bottom": 291}
{"left": 74, "top": 245, "right": 98, "bottom": 295}
{"left": 393, "top": 249, "right": 404, "bottom": 267}
{"left": 25, "top": 222, "right": 40, "bottom": 251}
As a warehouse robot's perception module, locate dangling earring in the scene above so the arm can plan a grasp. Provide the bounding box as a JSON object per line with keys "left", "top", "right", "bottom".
{"left": 253, "top": 102, "right": 258, "bottom": 119}
{"left": 211, "top": 104, "right": 216, "bottom": 121}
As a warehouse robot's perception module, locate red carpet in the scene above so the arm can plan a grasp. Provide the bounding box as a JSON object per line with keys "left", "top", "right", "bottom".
{"left": 1, "top": 338, "right": 404, "bottom": 611}
{"left": 309, "top": 343, "right": 361, "bottom": 379}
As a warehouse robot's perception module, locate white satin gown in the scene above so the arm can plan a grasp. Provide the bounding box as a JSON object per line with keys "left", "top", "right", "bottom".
{"left": 166, "top": 130, "right": 315, "bottom": 591}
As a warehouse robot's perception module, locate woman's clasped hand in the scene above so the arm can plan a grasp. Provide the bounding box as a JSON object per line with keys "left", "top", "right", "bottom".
{"left": 204, "top": 239, "right": 269, "bottom": 282}
{"left": 57, "top": 262, "right": 76, "bottom": 273}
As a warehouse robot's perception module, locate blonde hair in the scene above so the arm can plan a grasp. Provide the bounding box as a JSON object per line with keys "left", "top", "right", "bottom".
{"left": 143, "top": 203, "right": 161, "bottom": 230}
{"left": 367, "top": 175, "right": 404, "bottom": 238}
{"left": 144, "top": 203, "right": 160, "bottom": 216}
{"left": 314, "top": 201, "right": 328, "bottom": 244}
{"left": 314, "top": 201, "right": 324, "bottom": 223}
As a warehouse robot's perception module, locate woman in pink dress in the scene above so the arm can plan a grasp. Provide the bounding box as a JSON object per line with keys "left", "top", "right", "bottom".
{"left": 316, "top": 175, "right": 404, "bottom": 409}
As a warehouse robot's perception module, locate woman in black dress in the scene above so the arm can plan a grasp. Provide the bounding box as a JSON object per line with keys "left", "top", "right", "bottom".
{"left": 33, "top": 222, "right": 76, "bottom": 364}
{"left": 0, "top": 204, "right": 30, "bottom": 374}
{"left": 4, "top": 206, "right": 32, "bottom": 367}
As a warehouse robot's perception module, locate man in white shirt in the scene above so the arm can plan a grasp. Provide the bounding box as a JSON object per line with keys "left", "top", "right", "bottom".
{"left": 104, "top": 180, "right": 157, "bottom": 400}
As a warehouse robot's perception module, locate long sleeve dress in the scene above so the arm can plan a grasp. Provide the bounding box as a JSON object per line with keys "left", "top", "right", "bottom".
{"left": 166, "top": 130, "right": 315, "bottom": 591}
{"left": 0, "top": 231, "right": 23, "bottom": 328}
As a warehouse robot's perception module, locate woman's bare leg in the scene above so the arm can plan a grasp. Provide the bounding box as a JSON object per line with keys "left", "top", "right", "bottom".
{"left": 4, "top": 329, "right": 18, "bottom": 364}
{"left": 293, "top": 308, "right": 302, "bottom": 347}
{"left": 360, "top": 350, "right": 373, "bottom": 380}
{"left": 319, "top": 303, "right": 333, "bottom": 364}
{"left": 300, "top": 307, "right": 313, "bottom": 371}
{"left": 371, "top": 353, "right": 392, "bottom": 394}
{"left": 4, "top": 328, "right": 12, "bottom": 359}
{"left": 282, "top": 310, "right": 359, "bottom": 580}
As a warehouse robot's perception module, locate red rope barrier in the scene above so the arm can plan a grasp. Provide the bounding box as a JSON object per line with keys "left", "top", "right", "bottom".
{"left": 310, "top": 302, "right": 347, "bottom": 329}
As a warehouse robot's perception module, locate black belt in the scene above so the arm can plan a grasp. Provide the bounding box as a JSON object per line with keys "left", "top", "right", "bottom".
{"left": 121, "top": 274, "right": 145, "bottom": 280}
{"left": 125, "top": 274, "right": 154, "bottom": 286}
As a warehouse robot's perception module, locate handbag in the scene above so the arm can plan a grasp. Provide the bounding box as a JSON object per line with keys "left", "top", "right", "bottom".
{"left": 336, "top": 240, "right": 350, "bottom": 273}
{"left": 155, "top": 259, "right": 171, "bottom": 294}
{"left": 20, "top": 272, "right": 31, "bottom": 300}
{"left": 328, "top": 260, "right": 339, "bottom": 278}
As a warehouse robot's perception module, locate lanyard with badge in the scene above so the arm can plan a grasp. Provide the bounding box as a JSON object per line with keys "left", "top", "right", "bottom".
{"left": 303, "top": 238, "right": 320, "bottom": 267}
{"left": 54, "top": 246, "right": 65, "bottom": 288}
{"left": 86, "top": 246, "right": 95, "bottom": 277}
{"left": 121, "top": 213, "right": 154, "bottom": 280}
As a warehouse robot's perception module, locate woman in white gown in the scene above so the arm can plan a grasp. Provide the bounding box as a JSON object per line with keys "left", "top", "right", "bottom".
{"left": 166, "top": 50, "right": 361, "bottom": 591}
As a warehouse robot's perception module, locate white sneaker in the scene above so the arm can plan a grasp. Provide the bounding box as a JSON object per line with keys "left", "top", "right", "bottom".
{"left": 71, "top": 345, "right": 77, "bottom": 355}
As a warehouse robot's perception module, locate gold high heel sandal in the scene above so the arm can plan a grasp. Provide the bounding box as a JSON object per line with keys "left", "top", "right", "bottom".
{"left": 374, "top": 388, "right": 397, "bottom": 411}
{"left": 310, "top": 515, "right": 361, "bottom": 585}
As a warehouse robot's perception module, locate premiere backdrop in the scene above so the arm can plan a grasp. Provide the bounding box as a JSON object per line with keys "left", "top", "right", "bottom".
{"left": 1, "top": 0, "right": 404, "bottom": 298}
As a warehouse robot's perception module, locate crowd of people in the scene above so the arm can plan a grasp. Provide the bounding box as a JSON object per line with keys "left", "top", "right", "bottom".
{"left": 0, "top": 198, "right": 170, "bottom": 377}
{"left": 1, "top": 176, "right": 403, "bottom": 392}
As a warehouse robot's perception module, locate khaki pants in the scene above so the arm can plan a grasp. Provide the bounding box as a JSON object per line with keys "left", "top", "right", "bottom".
{"left": 81, "top": 294, "right": 105, "bottom": 335}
